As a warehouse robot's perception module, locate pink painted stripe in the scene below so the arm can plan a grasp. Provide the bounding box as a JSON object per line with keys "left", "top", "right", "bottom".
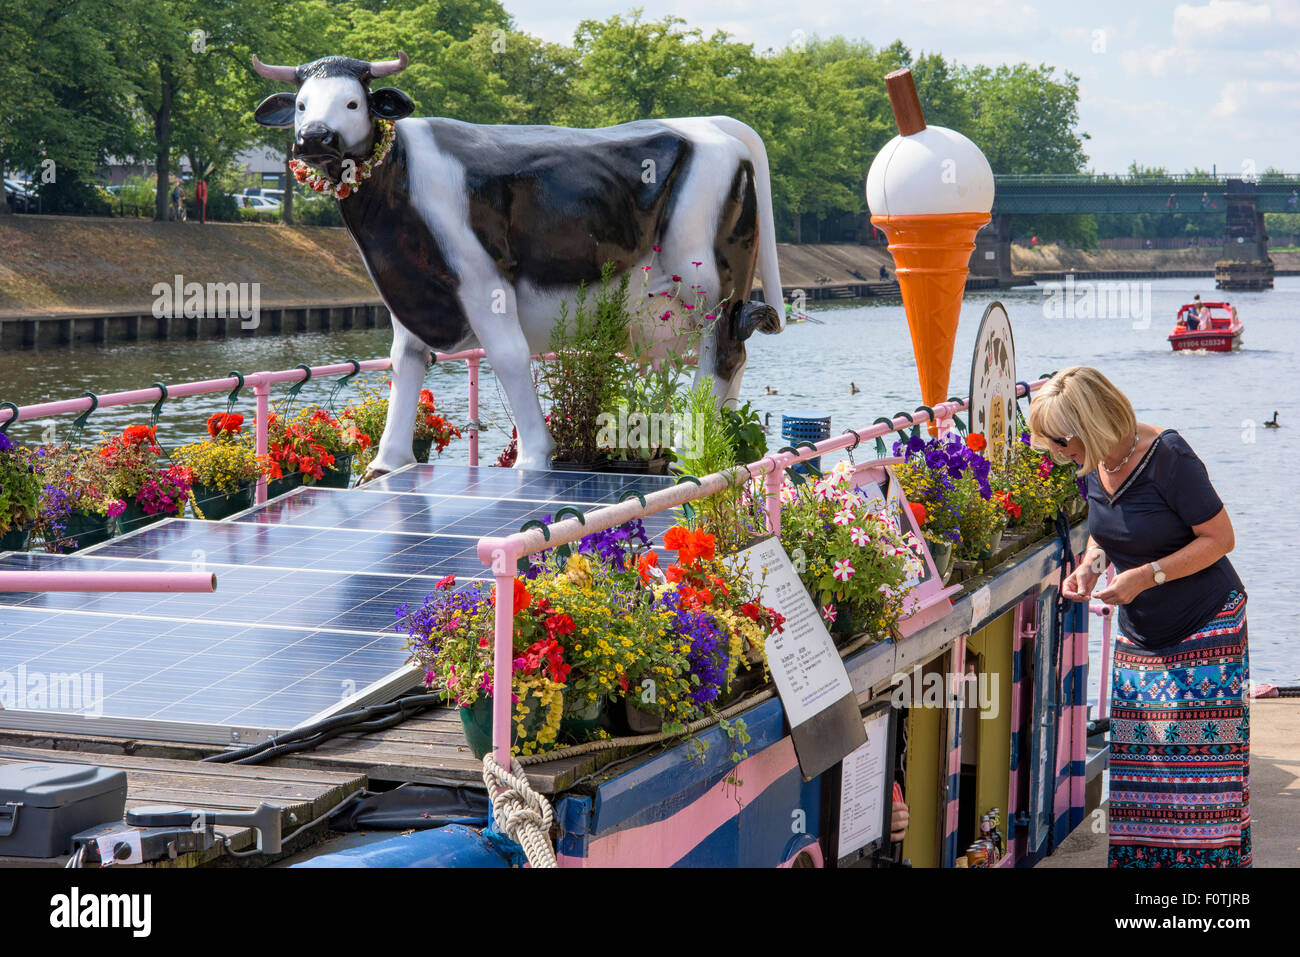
{"left": 581, "top": 736, "right": 800, "bottom": 867}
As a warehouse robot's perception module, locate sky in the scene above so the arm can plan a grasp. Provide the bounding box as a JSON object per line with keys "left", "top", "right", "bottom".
{"left": 507, "top": 0, "right": 1300, "bottom": 175}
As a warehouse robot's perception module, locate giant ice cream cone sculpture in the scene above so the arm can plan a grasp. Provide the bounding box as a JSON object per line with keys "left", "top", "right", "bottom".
{"left": 867, "top": 70, "right": 993, "bottom": 426}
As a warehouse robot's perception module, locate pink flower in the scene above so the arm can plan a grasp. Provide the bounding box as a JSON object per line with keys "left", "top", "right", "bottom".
{"left": 833, "top": 508, "right": 855, "bottom": 526}
{"left": 832, "top": 559, "right": 855, "bottom": 582}
{"left": 642, "top": 265, "right": 651, "bottom": 272}
{"left": 822, "top": 604, "right": 838, "bottom": 624}
{"left": 652, "top": 245, "right": 661, "bottom": 252}
{"left": 849, "top": 526, "right": 869, "bottom": 546}
{"left": 691, "top": 260, "right": 702, "bottom": 267}
{"left": 660, "top": 310, "right": 673, "bottom": 321}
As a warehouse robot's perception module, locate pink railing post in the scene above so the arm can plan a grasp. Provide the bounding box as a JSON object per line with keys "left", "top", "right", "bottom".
{"left": 763, "top": 455, "right": 784, "bottom": 537}
{"left": 491, "top": 567, "right": 516, "bottom": 764}
{"left": 254, "top": 375, "right": 271, "bottom": 505}
{"left": 1098, "top": 565, "right": 1114, "bottom": 720}
{"left": 466, "top": 355, "right": 480, "bottom": 468}
{"left": 0, "top": 571, "right": 216, "bottom": 592}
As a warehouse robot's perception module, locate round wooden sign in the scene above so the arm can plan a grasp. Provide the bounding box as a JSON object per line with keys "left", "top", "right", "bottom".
{"left": 968, "top": 302, "right": 1017, "bottom": 468}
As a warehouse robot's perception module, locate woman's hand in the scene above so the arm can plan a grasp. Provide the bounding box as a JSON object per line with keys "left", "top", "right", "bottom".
{"left": 1094, "top": 567, "right": 1152, "bottom": 606}
{"left": 1062, "top": 555, "right": 1102, "bottom": 601}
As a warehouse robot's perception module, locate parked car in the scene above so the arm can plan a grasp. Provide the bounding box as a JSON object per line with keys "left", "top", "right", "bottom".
{"left": 232, "top": 194, "right": 280, "bottom": 211}
{"left": 3, "top": 178, "right": 35, "bottom": 212}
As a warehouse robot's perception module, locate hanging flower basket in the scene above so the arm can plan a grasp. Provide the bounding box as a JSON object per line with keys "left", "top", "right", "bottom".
{"left": 188, "top": 482, "right": 254, "bottom": 521}
{"left": 411, "top": 437, "right": 433, "bottom": 464}
{"left": 622, "top": 697, "right": 662, "bottom": 734}
{"left": 266, "top": 471, "right": 303, "bottom": 500}
{"left": 116, "top": 498, "right": 167, "bottom": 535}
{"left": 55, "top": 510, "right": 117, "bottom": 552}
{"left": 318, "top": 451, "right": 354, "bottom": 489}
{"left": 599, "top": 455, "right": 670, "bottom": 475}
{"left": 0, "top": 526, "right": 31, "bottom": 552}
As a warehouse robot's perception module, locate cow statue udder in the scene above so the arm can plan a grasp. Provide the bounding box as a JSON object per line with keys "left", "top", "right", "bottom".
{"left": 252, "top": 51, "right": 784, "bottom": 476}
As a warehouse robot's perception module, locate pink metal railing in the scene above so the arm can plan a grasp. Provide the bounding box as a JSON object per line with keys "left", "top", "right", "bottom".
{"left": 0, "top": 349, "right": 498, "bottom": 506}
{"left": 473, "top": 380, "right": 1058, "bottom": 765}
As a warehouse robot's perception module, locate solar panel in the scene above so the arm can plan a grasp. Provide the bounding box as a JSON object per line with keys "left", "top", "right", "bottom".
{"left": 0, "top": 462, "right": 688, "bottom": 745}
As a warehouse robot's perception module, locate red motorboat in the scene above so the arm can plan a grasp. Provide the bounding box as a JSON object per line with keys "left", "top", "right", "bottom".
{"left": 1168, "top": 301, "right": 1243, "bottom": 352}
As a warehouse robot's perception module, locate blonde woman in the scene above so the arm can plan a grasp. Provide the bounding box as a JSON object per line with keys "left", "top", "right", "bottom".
{"left": 1027, "top": 366, "right": 1248, "bottom": 868}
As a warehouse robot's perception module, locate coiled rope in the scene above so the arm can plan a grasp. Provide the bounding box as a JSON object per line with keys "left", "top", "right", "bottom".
{"left": 481, "top": 753, "right": 557, "bottom": 868}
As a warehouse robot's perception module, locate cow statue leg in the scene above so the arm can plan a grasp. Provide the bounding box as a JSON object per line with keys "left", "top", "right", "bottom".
{"left": 362, "top": 314, "right": 428, "bottom": 481}
{"left": 461, "top": 287, "right": 554, "bottom": 470}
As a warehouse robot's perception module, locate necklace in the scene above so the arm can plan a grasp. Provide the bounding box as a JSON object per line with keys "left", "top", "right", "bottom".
{"left": 1101, "top": 431, "right": 1139, "bottom": 473}
{"left": 289, "top": 119, "right": 395, "bottom": 200}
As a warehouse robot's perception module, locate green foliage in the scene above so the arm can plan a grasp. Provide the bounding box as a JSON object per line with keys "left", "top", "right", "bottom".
{"left": 0, "top": 0, "right": 1093, "bottom": 237}
{"left": 720, "top": 401, "right": 767, "bottom": 467}
{"left": 542, "top": 262, "right": 633, "bottom": 463}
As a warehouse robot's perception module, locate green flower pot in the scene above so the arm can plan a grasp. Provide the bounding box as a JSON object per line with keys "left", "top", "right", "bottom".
{"left": 622, "top": 697, "right": 662, "bottom": 734}
{"left": 116, "top": 497, "right": 170, "bottom": 535}
{"left": 412, "top": 437, "right": 433, "bottom": 464}
{"left": 188, "top": 482, "right": 254, "bottom": 521}
{"left": 560, "top": 692, "right": 606, "bottom": 742}
{"left": 0, "top": 526, "right": 31, "bottom": 552}
{"left": 55, "top": 510, "right": 116, "bottom": 552}
{"left": 976, "top": 528, "right": 1005, "bottom": 561}
{"left": 929, "top": 539, "right": 955, "bottom": 581}
{"left": 318, "top": 451, "right": 354, "bottom": 489}
{"left": 459, "top": 692, "right": 546, "bottom": 759}
{"left": 266, "top": 471, "right": 303, "bottom": 499}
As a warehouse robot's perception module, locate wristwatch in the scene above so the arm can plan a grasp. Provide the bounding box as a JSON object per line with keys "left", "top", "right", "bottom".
{"left": 1151, "top": 561, "right": 1167, "bottom": 585}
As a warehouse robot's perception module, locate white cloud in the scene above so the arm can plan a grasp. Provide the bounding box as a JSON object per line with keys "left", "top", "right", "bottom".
{"left": 1173, "top": 0, "right": 1272, "bottom": 46}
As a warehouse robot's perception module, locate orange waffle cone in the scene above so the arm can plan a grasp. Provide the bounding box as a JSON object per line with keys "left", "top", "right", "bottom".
{"left": 871, "top": 212, "right": 990, "bottom": 423}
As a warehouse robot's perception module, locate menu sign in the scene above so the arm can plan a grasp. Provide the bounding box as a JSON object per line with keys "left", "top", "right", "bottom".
{"left": 728, "top": 538, "right": 866, "bottom": 779}
{"left": 969, "top": 301, "right": 1018, "bottom": 469}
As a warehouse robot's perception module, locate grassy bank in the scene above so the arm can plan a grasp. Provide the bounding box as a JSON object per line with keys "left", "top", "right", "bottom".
{"left": 0, "top": 215, "right": 375, "bottom": 315}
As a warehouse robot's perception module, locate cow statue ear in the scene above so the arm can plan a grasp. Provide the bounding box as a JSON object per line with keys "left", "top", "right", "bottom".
{"left": 370, "top": 87, "right": 414, "bottom": 120}
{"left": 254, "top": 92, "right": 297, "bottom": 128}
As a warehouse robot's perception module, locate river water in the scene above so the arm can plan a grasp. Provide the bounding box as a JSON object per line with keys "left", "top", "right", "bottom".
{"left": 0, "top": 276, "right": 1295, "bottom": 689}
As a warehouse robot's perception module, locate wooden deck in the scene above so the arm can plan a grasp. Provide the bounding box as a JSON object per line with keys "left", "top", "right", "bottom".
{"left": 0, "top": 743, "right": 366, "bottom": 867}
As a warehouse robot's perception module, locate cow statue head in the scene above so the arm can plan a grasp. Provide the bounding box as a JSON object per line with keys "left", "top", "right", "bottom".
{"left": 252, "top": 53, "right": 415, "bottom": 180}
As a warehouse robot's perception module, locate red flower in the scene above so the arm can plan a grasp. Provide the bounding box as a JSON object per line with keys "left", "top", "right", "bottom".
{"left": 909, "top": 501, "right": 928, "bottom": 526}
{"left": 769, "top": 609, "right": 786, "bottom": 634}
{"left": 637, "top": 551, "right": 659, "bottom": 584}
{"left": 663, "top": 527, "right": 688, "bottom": 551}
{"left": 665, "top": 564, "right": 687, "bottom": 584}
{"left": 436, "top": 574, "right": 456, "bottom": 590}
{"left": 206, "top": 412, "right": 243, "bottom": 437}
{"left": 492, "top": 577, "right": 531, "bottom": 614}
{"left": 122, "top": 425, "right": 156, "bottom": 446}
{"left": 966, "top": 433, "right": 987, "bottom": 452}
{"left": 740, "top": 602, "right": 761, "bottom": 621}
{"left": 419, "top": 389, "right": 435, "bottom": 408}
{"left": 336, "top": 183, "right": 351, "bottom": 199}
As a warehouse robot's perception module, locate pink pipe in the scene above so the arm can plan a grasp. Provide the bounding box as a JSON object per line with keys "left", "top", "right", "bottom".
{"left": 763, "top": 454, "right": 785, "bottom": 536}
{"left": 254, "top": 378, "right": 271, "bottom": 505}
{"left": 1098, "top": 565, "right": 1114, "bottom": 720}
{"left": 0, "top": 571, "right": 216, "bottom": 593}
{"left": 491, "top": 569, "right": 515, "bottom": 764}
{"left": 466, "top": 356, "right": 480, "bottom": 468}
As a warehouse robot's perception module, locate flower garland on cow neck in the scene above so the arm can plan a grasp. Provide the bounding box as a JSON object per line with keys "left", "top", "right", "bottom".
{"left": 288, "top": 119, "right": 396, "bottom": 200}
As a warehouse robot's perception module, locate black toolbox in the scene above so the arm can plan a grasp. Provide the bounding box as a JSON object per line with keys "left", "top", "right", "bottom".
{"left": 0, "top": 763, "right": 128, "bottom": 858}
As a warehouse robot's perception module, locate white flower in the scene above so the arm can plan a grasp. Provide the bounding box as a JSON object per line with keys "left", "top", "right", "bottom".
{"left": 849, "top": 526, "right": 870, "bottom": 547}
{"left": 833, "top": 508, "right": 855, "bottom": 526}
{"left": 832, "top": 559, "right": 855, "bottom": 582}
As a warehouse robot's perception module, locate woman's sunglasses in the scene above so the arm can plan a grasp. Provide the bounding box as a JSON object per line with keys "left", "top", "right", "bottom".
{"left": 1046, "top": 433, "right": 1075, "bottom": 449}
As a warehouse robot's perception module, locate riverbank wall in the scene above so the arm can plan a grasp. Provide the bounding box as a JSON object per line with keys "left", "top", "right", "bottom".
{"left": 3, "top": 217, "right": 1298, "bottom": 347}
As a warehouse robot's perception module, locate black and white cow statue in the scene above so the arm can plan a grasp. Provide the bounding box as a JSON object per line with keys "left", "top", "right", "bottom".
{"left": 252, "top": 51, "right": 784, "bottom": 475}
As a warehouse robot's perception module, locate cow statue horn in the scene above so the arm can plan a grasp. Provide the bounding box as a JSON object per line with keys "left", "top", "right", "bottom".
{"left": 251, "top": 55, "right": 298, "bottom": 84}
{"left": 368, "top": 51, "right": 409, "bottom": 78}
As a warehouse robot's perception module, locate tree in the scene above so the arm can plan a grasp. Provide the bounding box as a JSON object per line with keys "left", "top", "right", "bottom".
{"left": 956, "top": 63, "right": 1089, "bottom": 175}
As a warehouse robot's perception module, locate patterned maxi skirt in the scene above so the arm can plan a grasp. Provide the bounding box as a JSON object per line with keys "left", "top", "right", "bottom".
{"left": 1108, "top": 590, "right": 1250, "bottom": 868}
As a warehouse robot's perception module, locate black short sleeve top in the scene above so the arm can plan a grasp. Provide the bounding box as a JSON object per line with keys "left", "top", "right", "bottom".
{"left": 1085, "top": 430, "right": 1244, "bottom": 648}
